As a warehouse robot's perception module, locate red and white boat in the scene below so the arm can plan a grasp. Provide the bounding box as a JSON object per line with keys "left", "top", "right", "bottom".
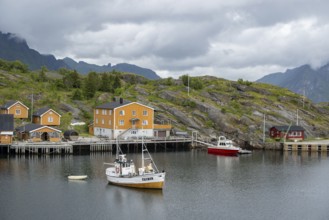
{"left": 208, "top": 136, "right": 240, "bottom": 156}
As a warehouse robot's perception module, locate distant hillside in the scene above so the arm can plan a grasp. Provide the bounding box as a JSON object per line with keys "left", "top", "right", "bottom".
{"left": 62, "top": 57, "right": 161, "bottom": 80}
{"left": 0, "top": 31, "right": 161, "bottom": 80}
{"left": 257, "top": 64, "right": 329, "bottom": 103}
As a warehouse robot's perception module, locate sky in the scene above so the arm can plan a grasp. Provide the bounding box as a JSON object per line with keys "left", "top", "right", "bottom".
{"left": 1, "top": 0, "right": 329, "bottom": 81}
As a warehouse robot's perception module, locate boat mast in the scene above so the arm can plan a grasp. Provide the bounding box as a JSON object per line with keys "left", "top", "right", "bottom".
{"left": 141, "top": 131, "right": 145, "bottom": 169}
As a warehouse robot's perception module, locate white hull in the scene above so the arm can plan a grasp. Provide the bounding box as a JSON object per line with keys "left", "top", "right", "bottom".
{"left": 68, "top": 175, "right": 88, "bottom": 180}
{"left": 106, "top": 170, "right": 165, "bottom": 189}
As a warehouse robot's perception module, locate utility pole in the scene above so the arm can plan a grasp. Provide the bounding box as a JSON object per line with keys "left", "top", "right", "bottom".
{"left": 187, "top": 74, "right": 190, "bottom": 97}
{"left": 31, "top": 92, "right": 34, "bottom": 123}
{"left": 296, "top": 109, "right": 299, "bottom": 126}
{"left": 263, "top": 113, "right": 266, "bottom": 143}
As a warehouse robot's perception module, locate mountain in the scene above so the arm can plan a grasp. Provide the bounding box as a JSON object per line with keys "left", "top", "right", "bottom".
{"left": 0, "top": 32, "right": 68, "bottom": 70}
{"left": 257, "top": 64, "right": 329, "bottom": 103}
{"left": 62, "top": 57, "right": 160, "bottom": 80}
{"left": 0, "top": 31, "right": 161, "bottom": 80}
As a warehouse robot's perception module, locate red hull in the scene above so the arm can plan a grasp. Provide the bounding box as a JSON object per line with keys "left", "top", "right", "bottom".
{"left": 208, "top": 147, "right": 239, "bottom": 156}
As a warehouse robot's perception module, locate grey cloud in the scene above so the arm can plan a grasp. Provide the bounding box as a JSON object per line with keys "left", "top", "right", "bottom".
{"left": 1, "top": 0, "right": 329, "bottom": 80}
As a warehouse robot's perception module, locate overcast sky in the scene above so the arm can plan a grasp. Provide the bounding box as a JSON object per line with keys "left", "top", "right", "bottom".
{"left": 1, "top": 0, "right": 329, "bottom": 81}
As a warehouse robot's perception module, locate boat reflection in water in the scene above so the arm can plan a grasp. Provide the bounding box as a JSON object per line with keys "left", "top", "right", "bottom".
{"left": 105, "top": 184, "right": 165, "bottom": 220}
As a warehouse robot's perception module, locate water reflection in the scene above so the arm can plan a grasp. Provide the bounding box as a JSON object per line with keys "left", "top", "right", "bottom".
{"left": 104, "top": 184, "right": 165, "bottom": 220}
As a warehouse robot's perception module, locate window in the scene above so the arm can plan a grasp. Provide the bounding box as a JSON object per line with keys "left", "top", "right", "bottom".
{"left": 96, "top": 119, "right": 98, "bottom": 124}
{"left": 48, "top": 116, "right": 53, "bottom": 122}
{"left": 96, "top": 109, "right": 99, "bottom": 114}
{"left": 109, "top": 120, "right": 111, "bottom": 125}
{"left": 132, "top": 110, "right": 136, "bottom": 116}
{"left": 142, "top": 120, "right": 148, "bottom": 125}
{"left": 143, "top": 110, "right": 148, "bottom": 116}
{"left": 102, "top": 119, "right": 105, "bottom": 124}
{"left": 102, "top": 109, "right": 107, "bottom": 115}
{"left": 119, "top": 110, "right": 125, "bottom": 116}
{"left": 49, "top": 111, "right": 53, "bottom": 115}
{"left": 109, "top": 110, "right": 112, "bottom": 115}
{"left": 15, "top": 109, "right": 21, "bottom": 115}
{"left": 131, "top": 130, "right": 137, "bottom": 134}
{"left": 119, "top": 120, "right": 124, "bottom": 126}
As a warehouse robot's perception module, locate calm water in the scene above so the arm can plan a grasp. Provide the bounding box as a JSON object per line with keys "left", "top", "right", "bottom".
{"left": 1, "top": 150, "right": 329, "bottom": 220}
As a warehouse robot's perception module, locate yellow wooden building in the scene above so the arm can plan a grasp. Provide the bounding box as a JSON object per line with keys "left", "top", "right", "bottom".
{"left": 93, "top": 98, "right": 171, "bottom": 139}
{"left": 15, "top": 124, "right": 62, "bottom": 142}
{"left": 32, "top": 107, "right": 61, "bottom": 126}
{"left": 0, "top": 100, "right": 29, "bottom": 119}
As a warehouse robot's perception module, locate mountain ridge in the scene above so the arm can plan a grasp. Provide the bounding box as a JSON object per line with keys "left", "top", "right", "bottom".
{"left": 257, "top": 63, "right": 329, "bottom": 103}
{"left": 0, "top": 31, "right": 161, "bottom": 80}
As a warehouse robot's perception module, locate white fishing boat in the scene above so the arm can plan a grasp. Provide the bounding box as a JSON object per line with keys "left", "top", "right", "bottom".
{"left": 105, "top": 138, "right": 165, "bottom": 189}
{"left": 208, "top": 136, "right": 240, "bottom": 156}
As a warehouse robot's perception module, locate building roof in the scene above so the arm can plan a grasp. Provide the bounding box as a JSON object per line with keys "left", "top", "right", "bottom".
{"left": 33, "top": 107, "right": 61, "bottom": 117}
{"left": 0, "top": 114, "right": 14, "bottom": 131}
{"left": 16, "top": 124, "right": 61, "bottom": 133}
{"left": 271, "top": 125, "right": 305, "bottom": 132}
{"left": 1, "top": 100, "right": 29, "bottom": 110}
{"left": 96, "top": 99, "right": 132, "bottom": 109}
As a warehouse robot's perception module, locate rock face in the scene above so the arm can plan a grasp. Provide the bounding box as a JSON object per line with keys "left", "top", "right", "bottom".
{"left": 136, "top": 78, "right": 329, "bottom": 149}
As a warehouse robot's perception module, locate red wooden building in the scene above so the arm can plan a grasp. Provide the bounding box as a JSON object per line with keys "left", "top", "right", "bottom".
{"left": 269, "top": 125, "right": 305, "bottom": 141}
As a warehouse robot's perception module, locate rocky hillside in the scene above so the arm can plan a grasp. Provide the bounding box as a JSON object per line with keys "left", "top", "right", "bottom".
{"left": 1, "top": 64, "right": 329, "bottom": 149}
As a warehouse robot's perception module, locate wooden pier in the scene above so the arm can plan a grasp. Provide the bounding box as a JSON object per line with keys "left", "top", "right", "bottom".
{"left": 1, "top": 137, "right": 192, "bottom": 155}
{"left": 283, "top": 140, "right": 329, "bottom": 151}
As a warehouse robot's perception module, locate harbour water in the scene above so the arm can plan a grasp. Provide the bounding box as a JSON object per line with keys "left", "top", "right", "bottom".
{"left": 1, "top": 149, "right": 329, "bottom": 220}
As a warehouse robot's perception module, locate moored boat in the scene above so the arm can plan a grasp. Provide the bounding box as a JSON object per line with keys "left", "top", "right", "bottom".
{"left": 68, "top": 175, "right": 88, "bottom": 180}
{"left": 105, "top": 139, "right": 165, "bottom": 189}
{"left": 208, "top": 136, "right": 240, "bottom": 156}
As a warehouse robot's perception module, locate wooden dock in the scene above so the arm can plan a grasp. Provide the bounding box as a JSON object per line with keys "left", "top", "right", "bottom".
{"left": 2, "top": 137, "right": 192, "bottom": 155}
{"left": 283, "top": 140, "right": 329, "bottom": 151}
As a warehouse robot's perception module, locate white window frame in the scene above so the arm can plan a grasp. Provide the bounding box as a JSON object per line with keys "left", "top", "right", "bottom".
{"left": 48, "top": 116, "right": 53, "bottom": 122}
{"left": 109, "top": 110, "right": 112, "bottom": 115}
{"left": 119, "top": 110, "right": 125, "bottom": 116}
{"left": 142, "top": 120, "right": 148, "bottom": 125}
{"left": 143, "top": 110, "right": 148, "bottom": 116}
{"left": 102, "top": 109, "right": 107, "bottom": 115}
{"left": 102, "top": 119, "right": 105, "bottom": 124}
{"left": 132, "top": 110, "right": 136, "bottom": 116}
{"left": 96, "top": 119, "right": 98, "bottom": 124}
{"left": 96, "top": 109, "right": 99, "bottom": 115}
{"left": 119, "top": 120, "right": 124, "bottom": 126}
{"left": 15, "top": 109, "right": 21, "bottom": 115}
{"left": 109, "top": 120, "right": 111, "bottom": 125}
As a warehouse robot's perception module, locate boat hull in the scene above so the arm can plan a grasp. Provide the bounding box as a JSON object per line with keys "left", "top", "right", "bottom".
{"left": 208, "top": 147, "right": 239, "bottom": 156}
{"left": 68, "top": 175, "right": 88, "bottom": 180}
{"left": 106, "top": 172, "right": 165, "bottom": 190}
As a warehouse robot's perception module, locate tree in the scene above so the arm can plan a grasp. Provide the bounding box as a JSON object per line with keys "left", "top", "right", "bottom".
{"left": 99, "top": 73, "right": 112, "bottom": 92}
{"left": 38, "top": 66, "right": 48, "bottom": 82}
{"left": 112, "top": 74, "right": 121, "bottom": 90}
{"left": 72, "top": 89, "right": 83, "bottom": 100}
{"left": 180, "top": 74, "right": 189, "bottom": 86}
{"left": 83, "top": 72, "right": 99, "bottom": 99}
{"left": 62, "top": 70, "right": 81, "bottom": 89}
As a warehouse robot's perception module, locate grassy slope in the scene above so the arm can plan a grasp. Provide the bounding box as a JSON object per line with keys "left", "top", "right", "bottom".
{"left": 1, "top": 69, "right": 329, "bottom": 146}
